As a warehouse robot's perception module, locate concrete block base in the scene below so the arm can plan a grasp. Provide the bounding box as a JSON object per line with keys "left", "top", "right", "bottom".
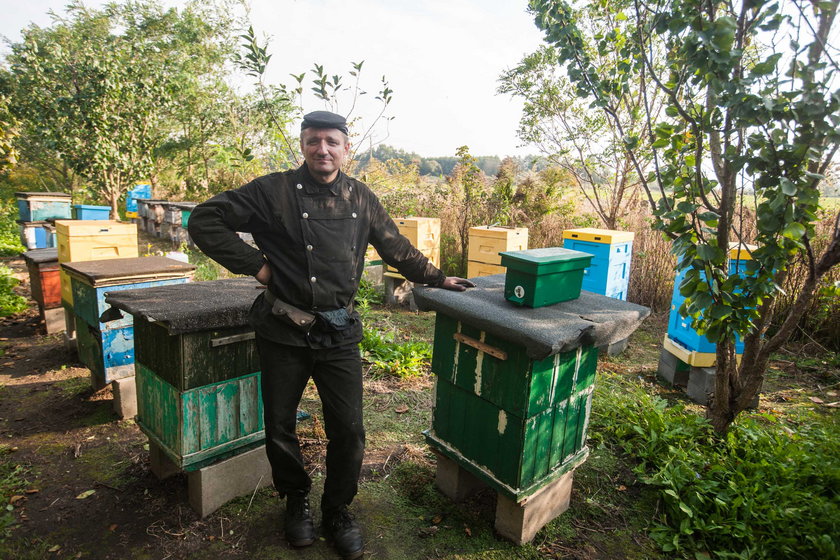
{"left": 657, "top": 347, "right": 690, "bottom": 388}
{"left": 62, "top": 307, "right": 77, "bottom": 349}
{"left": 495, "top": 470, "right": 575, "bottom": 545}
{"left": 687, "top": 366, "right": 716, "bottom": 405}
{"left": 599, "top": 337, "right": 629, "bottom": 356}
{"left": 384, "top": 274, "right": 417, "bottom": 310}
{"left": 42, "top": 306, "right": 66, "bottom": 334}
{"left": 112, "top": 376, "right": 137, "bottom": 419}
{"left": 433, "top": 450, "right": 485, "bottom": 501}
{"left": 687, "top": 366, "right": 760, "bottom": 408}
{"left": 432, "top": 451, "right": 576, "bottom": 545}
{"left": 187, "top": 445, "right": 273, "bottom": 518}
{"left": 149, "top": 441, "right": 180, "bottom": 480}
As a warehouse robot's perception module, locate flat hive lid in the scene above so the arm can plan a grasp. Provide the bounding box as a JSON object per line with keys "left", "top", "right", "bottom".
{"left": 500, "top": 247, "right": 593, "bottom": 273}
{"left": 105, "top": 277, "right": 262, "bottom": 333}
{"left": 168, "top": 202, "right": 197, "bottom": 210}
{"left": 413, "top": 274, "right": 650, "bottom": 360}
{"left": 22, "top": 248, "right": 58, "bottom": 265}
{"left": 562, "top": 228, "right": 635, "bottom": 243}
{"left": 15, "top": 192, "right": 72, "bottom": 199}
{"left": 61, "top": 256, "right": 195, "bottom": 286}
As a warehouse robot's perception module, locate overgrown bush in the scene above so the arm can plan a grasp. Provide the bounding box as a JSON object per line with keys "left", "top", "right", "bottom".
{"left": 0, "top": 265, "right": 27, "bottom": 317}
{"left": 0, "top": 202, "right": 24, "bottom": 257}
{"left": 591, "top": 372, "right": 840, "bottom": 558}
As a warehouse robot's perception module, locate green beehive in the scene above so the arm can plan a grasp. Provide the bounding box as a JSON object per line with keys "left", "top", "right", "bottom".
{"left": 105, "top": 278, "right": 266, "bottom": 470}
{"left": 500, "top": 247, "right": 593, "bottom": 308}
{"left": 413, "top": 275, "right": 650, "bottom": 503}
{"left": 430, "top": 314, "right": 597, "bottom": 494}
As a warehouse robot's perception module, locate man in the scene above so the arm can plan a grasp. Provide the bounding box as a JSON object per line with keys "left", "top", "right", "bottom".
{"left": 188, "top": 110, "right": 473, "bottom": 559}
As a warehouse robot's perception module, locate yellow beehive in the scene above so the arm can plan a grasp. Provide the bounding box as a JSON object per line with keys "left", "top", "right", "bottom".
{"left": 467, "top": 261, "right": 506, "bottom": 278}
{"left": 55, "top": 220, "right": 139, "bottom": 304}
{"left": 468, "top": 226, "right": 528, "bottom": 266}
{"left": 384, "top": 217, "right": 441, "bottom": 273}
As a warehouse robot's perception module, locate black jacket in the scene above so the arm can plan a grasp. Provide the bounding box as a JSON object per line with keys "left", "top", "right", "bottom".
{"left": 188, "top": 164, "right": 445, "bottom": 347}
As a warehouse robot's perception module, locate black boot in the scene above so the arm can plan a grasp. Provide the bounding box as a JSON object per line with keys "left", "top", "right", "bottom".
{"left": 284, "top": 494, "right": 315, "bottom": 547}
{"left": 322, "top": 506, "right": 364, "bottom": 559}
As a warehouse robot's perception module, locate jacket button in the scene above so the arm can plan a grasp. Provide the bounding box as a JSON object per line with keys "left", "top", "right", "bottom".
{"left": 302, "top": 212, "right": 309, "bottom": 219}
{"left": 306, "top": 244, "right": 313, "bottom": 251}
{"left": 352, "top": 212, "right": 357, "bottom": 218}
{"left": 296, "top": 183, "right": 303, "bottom": 189}
{"left": 310, "top": 276, "right": 317, "bottom": 283}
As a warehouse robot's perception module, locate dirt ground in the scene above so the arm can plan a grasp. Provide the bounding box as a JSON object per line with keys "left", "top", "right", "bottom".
{"left": 0, "top": 254, "right": 432, "bottom": 560}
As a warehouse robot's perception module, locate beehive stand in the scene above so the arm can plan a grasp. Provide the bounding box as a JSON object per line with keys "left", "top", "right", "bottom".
{"left": 105, "top": 278, "right": 272, "bottom": 517}
{"left": 414, "top": 275, "right": 649, "bottom": 543}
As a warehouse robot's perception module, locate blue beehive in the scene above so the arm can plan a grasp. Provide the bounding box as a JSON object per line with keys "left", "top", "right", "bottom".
{"left": 15, "top": 192, "right": 72, "bottom": 221}
{"left": 18, "top": 221, "right": 56, "bottom": 250}
{"left": 667, "top": 244, "right": 756, "bottom": 355}
{"left": 562, "top": 228, "right": 634, "bottom": 300}
{"left": 73, "top": 204, "right": 111, "bottom": 220}
{"left": 61, "top": 256, "right": 196, "bottom": 386}
{"left": 126, "top": 184, "right": 152, "bottom": 218}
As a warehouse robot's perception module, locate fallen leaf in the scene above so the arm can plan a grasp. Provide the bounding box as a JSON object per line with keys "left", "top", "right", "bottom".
{"left": 73, "top": 443, "right": 82, "bottom": 458}
{"left": 618, "top": 485, "right": 627, "bottom": 491}
{"left": 394, "top": 405, "right": 409, "bottom": 414}
{"left": 48, "top": 545, "right": 60, "bottom": 553}
{"left": 9, "top": 447, "right": 18, "bottom": 452}
{"left": 826, "top": 401, "right": 840, "bottom": 408}
{"left": 75, "top": 490, "right": 95, "bottom": 500}
{"left": 418, "top": 526, "right": 439, "bottom": 538}
{"left": 464, "top": 526, "right": 472, "bottom": 537}
{"left": 25, "top": 489, "right": 39, "bottom": 494}
{"left": 109, "top": 524, "right": 118, "bottom": 531}
{"left": 809, "top": 396, "right": 825, "bottom": 404}
{"left": 9, "top": 495, "right": 25, "bottom": 505}
{"left": 431, "top": 514, "right": 442, "bottom": 524}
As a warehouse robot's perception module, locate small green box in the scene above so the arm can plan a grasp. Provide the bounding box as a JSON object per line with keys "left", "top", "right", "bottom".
{"left": 500, "top": 247, "right": 593, "bottom": 308}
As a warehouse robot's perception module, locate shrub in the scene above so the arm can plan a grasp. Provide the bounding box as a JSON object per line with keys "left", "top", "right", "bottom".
{"left": 0, "top": 265, "right": 27, "bottom": 317}
{"left": 0, "top": 202, "right": 24, "bottom": 257}
{"left": 361, "top": 328, "right": 431, "bottom": 379}
{"left": 591, "top": 372, "right": 840, "bottom": 559}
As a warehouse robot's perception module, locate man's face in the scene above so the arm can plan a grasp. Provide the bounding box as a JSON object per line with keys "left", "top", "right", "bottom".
{"left": 300, "top": 127, "right": 350, "bottom": 183}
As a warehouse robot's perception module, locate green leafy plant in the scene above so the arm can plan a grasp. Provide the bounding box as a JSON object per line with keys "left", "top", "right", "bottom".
{"left": 591, "top": 372, "right": 840, "bottom": 558}
{"left": 0, "top": 265, "right": 27, "bottom": 317}
{"left": 0, "top": 202, "right": 24, "bottom": 257}
{"left": 361, "top": 328, "right": 431, "bottom": 379}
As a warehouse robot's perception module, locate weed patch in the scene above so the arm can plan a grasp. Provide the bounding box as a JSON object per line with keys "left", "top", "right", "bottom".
{"left": 591, "top": 371, "right": 840, "bottom": 558}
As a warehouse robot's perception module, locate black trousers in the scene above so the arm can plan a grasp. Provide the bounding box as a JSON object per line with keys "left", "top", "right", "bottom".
{"left": 256, "top": 335, "right": 365, "bottom": 514}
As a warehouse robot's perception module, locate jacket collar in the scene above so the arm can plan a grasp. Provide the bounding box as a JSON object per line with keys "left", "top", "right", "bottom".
{"left": 299, "top": 164, "right": 343, "bottom": 196}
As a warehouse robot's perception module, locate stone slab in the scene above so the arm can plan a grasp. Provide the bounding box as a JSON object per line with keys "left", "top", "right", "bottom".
{"left": 686, "top": 366, "right": 716, "bottom": 405}
{"left": 43, "top": 306, "right": 65, "bottom": 334}
{"left": 494, "top": 469, "right": 574, "bottom": 545}
{"left": 112, "top": 376, "right": 137, "bottom": 419}
{"left": 433, "top": 450, "right": 485, "bottom": 502}
{"left": 657, "top": 347, "right": 690, "bottom": 387}
{"left": 187, "top": 445, "right": 273, "bottom": 518}
{"left": 149, "top": 441, "right": 180, "bottom": 480}
{"left": 414, "top": 274, "right": 650, "bottom": 360}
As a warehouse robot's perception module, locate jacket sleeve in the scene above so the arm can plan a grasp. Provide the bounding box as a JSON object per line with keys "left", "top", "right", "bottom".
{"left": 187, "top": 179, "right": 270, "bottom": 277}
{"left": 367, "top": 194, "right": 446, "bottom": 286}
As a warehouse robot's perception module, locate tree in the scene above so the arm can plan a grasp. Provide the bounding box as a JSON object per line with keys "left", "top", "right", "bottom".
{"left": 236, "top": 27, "right": 394, "bottom": 170}
{"left": 499, "top": 40, "right": 662, "bottom": 229}
{"left": 530, "top": 0, "right": 840, "bottom": 432}
{"left": 4, "top": 0, "right": 249, "bottom": 215}
{"left": 0, "top": 92, "right": 17, "bottom": 175}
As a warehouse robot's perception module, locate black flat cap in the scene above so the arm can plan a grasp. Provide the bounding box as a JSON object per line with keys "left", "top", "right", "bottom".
{"left": 301, "top": 111, "right": 349, "bottom": 135}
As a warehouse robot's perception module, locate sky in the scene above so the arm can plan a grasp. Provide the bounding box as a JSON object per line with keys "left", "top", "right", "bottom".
{"left": 0, "top": 0, "right": 549, "bottom": 158}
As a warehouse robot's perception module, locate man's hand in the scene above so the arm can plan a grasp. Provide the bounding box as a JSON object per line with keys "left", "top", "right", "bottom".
{"left": 440, "top": 276, "right": 476, "bottom": 292}
{"left": 255, "top": 263, "right": 272, "bottom": 285}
